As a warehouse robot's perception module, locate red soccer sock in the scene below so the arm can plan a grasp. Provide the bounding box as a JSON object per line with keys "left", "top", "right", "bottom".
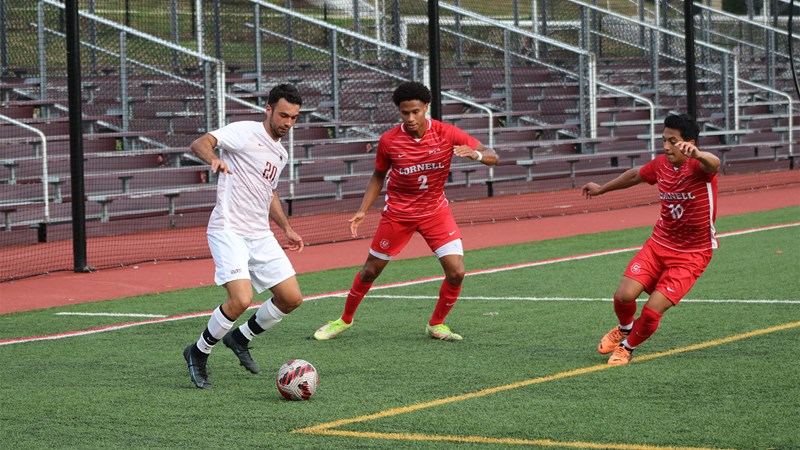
{"left": 626, "top": 305, "right": 663, "bottom": 348}
{"left": 613, "top": 297, "right": 637, "bottom": 329}
{"left": 341, "top": 273, "right": 373, "bottom": 324}
{"left": 429, "top": 280, "right": 462, "bottom": 326}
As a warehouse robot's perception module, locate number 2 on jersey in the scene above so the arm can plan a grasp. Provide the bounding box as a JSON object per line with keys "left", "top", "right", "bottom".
{"left": 418, "top": 175, "right": 428, "bottom": 190}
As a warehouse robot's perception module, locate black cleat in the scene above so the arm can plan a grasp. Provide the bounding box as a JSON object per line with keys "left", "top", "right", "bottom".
{"left": 183, "top": 345, "right": 212, "bottom": 389}
{"left": 222, "top": 332, "right": 260, "bottom": 374}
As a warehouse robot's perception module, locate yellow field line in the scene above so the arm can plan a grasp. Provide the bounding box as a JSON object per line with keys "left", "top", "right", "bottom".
{"left": 308, "top": 429, "right": 729, "bottom": 450}
{"left": 299, "top": 363, "right": 611, "bottom": 432}
{"left": 295, "top": 320, "right": 800, "bottom": 448}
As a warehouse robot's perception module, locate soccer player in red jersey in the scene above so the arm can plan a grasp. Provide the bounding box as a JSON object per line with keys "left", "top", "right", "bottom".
{"left": 314, "top": 81, "right": 499, "bottom": 341}
{"left": 582, "top": 113, "right": 720, "bottom": 365}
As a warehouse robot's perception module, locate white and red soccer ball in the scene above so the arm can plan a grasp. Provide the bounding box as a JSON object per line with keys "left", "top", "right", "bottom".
{"left": 276, "top": 359, "right": 319, "bottom": 401}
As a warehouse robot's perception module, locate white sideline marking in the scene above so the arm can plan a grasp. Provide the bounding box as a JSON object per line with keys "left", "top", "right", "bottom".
{"left": 1, "top": 222, "right": 798, "bottom": 347}
{"left": 55, "top": 312, "right": 168, "bottom": 318}
{"left": 360, "top": 295, "right": 800, "bottom": 304}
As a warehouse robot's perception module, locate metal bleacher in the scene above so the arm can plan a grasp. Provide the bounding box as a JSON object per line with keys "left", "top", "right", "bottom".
{"left": 1, "top": 0, "right": 798, "bottom": 281}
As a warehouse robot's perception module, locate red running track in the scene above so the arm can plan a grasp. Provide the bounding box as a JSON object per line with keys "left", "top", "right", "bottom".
{"left": 1, "top": 184, "right": 797, "bottom": 314}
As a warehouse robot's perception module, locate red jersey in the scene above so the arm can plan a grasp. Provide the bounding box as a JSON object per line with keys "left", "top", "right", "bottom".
{"left": 638, "top": 154, "right": 718, "bottom": 252}
{"left": 376, "top": 118, "right": 479, "bottom": 219}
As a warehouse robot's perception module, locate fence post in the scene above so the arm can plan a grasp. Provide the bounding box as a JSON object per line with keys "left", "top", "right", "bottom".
{"left": 285, "top": 0, "right": 294, "bottom": 62}
{"left": 88, "top": 0, "right": 97, "bottom": 72}
{"left": 170, "top": 0, "right": 179, "bottom": 71}
{"left": 647, "top": 2, "right": 661, "bottom": 108}
{"left": 214, "top": 0, "right": 222, "bottom": 59}
{"left": 353, "top": 0, "right": 361, "bottom": 61}
{"left": 120, "top": 31, "right": 129, "bottom": 149}
{"left": 512, "top": 0, "right": 520, "bottom": 54}
{"left": 254, "top": 3, "right": 264, "bottom": 101}
{"left": 195, "top": 0, "right": 204, "bottom": 55}
{"left": 204, "top": 60, "right": 212, "bottom": 133}
{"left": 503, "top": 29, "right": 513, "bottom": 126}
{"left": 455, "top": 0, "right": 463, "bottom": 63}
{"left": 638, "top": 0, "right": 645, "bottom": 54}
{"left": 540, "top": 0, "right": 549, "bottom": 58}
{"left": 391, "top": 0, "right": 400, "bottom": 48}
{"left": 37, "top": 2, "right": 50, "bottom": 117}
{"left": 330, "top": 29, "right": 340, "bottom": 126}
{"left": 0, "top": 0, "right": 8, "bottom": 75}
{"left": 579, "top": 53, "right": 589, "bottom": 152}
{"left": 65, "top": 0, "right": 88, "bottom": 272}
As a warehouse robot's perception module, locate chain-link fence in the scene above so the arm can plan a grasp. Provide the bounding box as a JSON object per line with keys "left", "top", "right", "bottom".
{"left": 1, "top": 0, "right": 797, "bottom": 281}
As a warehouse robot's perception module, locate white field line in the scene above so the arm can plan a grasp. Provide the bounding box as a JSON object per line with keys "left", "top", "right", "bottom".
{"left": 1, "top": 222, "right": 797, "bottom": 347}
{"left": 55, "top": 312, "right": 168, "bottom": 318}
{"left": 358, "top": 295, "right": 800, "bottom": 304}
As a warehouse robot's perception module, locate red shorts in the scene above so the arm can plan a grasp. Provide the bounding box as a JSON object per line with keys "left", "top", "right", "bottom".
{"left": 624, "top": 238, "right": 713, "bottom": 304}
{"left": 370, "top": 207, "right": 461, "bottom": 258}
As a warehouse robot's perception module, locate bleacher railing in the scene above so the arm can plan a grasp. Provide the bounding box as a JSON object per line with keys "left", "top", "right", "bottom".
{"left": 0, "top": 113, "right": 49, "bottom": 224}
{"left": 1, "top": 2, "right": 796, "bottom": 282}
{"left": 38, "top": 0, "right": 225, "bottom": 144}
{"left": 197, "top": 0, "right": 428, "bottom": 137}
{"left": 433, "top": 2, "right": 656, "bottom": 152}
{"left": 688, "top": 2, "right": 797, "bottom": 98}
{"left": 436, "top": 2, "right": 598, "bottom": 131}
{"left": 562, "top": 0, "right": 740, "bottom": 132}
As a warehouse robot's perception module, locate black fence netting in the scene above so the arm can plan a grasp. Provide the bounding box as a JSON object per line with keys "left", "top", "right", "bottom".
{"left": 1, "top": 0, "right": 797, "bottom": 281}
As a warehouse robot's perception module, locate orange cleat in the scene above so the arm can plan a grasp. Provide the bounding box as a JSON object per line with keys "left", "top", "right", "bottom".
{"left": 608, "top": 345, "right": 633, "bottom": 366}
{"left": 598, "top": 327, "right": 629, "bottom": 354}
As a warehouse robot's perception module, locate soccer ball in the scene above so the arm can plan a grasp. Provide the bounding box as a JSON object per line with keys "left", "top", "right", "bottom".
{"left": 276, "top": 359, "right": 319, "bottom": 401}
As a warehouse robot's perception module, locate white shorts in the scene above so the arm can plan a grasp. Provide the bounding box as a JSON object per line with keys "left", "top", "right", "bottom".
{"left": 207, "top": 230, "right": 296, "bottom": 293}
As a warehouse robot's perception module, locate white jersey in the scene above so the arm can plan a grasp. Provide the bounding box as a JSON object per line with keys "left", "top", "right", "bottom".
{"left": 207, "top": 121, "right": 287, "bottom": 237}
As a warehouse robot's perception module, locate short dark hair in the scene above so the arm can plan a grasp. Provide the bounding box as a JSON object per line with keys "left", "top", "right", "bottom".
{"left": 392, "top": 81, "right": 432, "bottom": 106}
{"left": 268, "top": 84, "right": 302, "bottom": 108}
{"left": 663, "top": 113, "right": 699, "bottom": 142}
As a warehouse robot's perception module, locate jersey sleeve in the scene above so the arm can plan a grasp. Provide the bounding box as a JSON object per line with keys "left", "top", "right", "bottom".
{"left": 375, "top": 135, "right": 391, "bottom": 172}
{"left": 638, "top": 157, "right": 659, "bottom": 185}
{"left": 209, "top": 122, "right": 252, "bottom": 153}
{"left": 446, "top": 123, "right": 481, "bottom": 149}
{"left": 689, "top": 157, "right": 715, "bottom": 181}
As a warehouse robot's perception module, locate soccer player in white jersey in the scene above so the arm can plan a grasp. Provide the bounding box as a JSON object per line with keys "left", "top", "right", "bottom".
{"left": 182, "top": 84, "right": 305, "bottom": 388}
{"left": 582, "top": 113, "right": 720, "bottom": 365}
{"left": 313, "top": 81, "right": 499, "bottom": 342}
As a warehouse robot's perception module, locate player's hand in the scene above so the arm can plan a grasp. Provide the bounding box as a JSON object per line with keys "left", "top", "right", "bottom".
{"left": 284, "top": 228, "right": 304, "bottom": 253}
{"left": 675, "top": 141, "right": 699, "bottom": 159}
{"left": 210, "top": 158, "right": 232, "bottom": 174}
{"left": 582, "top": 182, "right": 602, "bottom": 198}
{"left": 349, "top": 211, "right": 366, "bottom": 238}
{"left": 453, "top": 145, "right": 479, "bottom": 160}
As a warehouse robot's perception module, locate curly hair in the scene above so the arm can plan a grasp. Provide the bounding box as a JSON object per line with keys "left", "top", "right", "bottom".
{"left": 392, "top": 81, "right": 432, "bottom": 106}
{"left": 268, "top": 84, "right": 303, "bottom": 108}
{"left": 663, "top": 113, "right": 700, "bottom": 142}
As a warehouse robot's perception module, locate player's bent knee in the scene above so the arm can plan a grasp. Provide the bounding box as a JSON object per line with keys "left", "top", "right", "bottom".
{"left": 613, "top": 290, "right": 639, "bottom": 304}
{"left": 224, "top": 296, "right": 253, "bottom": 317}
{"left": 273, "top": 294, "right": 302, "bottom": 313}
{"left": 445, "top": 269, "right": 465, "bottom": 285}
{"left": 359, "top": 266, "right": 383, "bottom": 282}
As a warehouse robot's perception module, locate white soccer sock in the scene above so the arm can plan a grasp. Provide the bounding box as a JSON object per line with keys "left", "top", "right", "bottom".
{"left": 196, "top": 306, "right": 234, "bottom": 354}
{"left": 249, "top": 298, "right": 286, "bottom": 334}
{"left": 621, "top": 338, "right": 635, "bottom": 350}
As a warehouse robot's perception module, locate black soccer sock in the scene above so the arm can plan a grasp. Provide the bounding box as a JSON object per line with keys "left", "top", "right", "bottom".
{"left": 231, "top": 312, "right": 267, "bottom": 345}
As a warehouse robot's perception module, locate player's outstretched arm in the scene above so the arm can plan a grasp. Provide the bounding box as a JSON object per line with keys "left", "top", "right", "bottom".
{"left": 453, "top": 143, "right": 500, "bottom": 166}
{"left": 269, "top": 192, "right": 304, "bottom": 252}
{"left": 582, "top": 168, "right": 642, "bottom": 199}
{"left": 350, "top": 170, "right": 387, "bottom": 238}
{"left": 190, "top": 133, "right": 231, "bottom": 174}
{"left": 676, "top": 141, "right": 720, "bottom": 174}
